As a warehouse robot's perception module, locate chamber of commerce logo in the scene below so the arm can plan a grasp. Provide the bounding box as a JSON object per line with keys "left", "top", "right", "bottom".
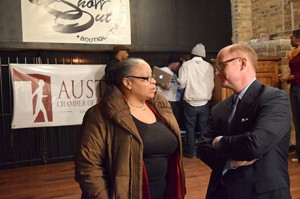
{"left": 12, "top": 69, "right": 53, "bottom": 123}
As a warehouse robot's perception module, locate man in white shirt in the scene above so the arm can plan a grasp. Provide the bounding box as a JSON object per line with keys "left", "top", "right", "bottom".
{"left": 177, "top": 43, "right": 214, "bottom": 158}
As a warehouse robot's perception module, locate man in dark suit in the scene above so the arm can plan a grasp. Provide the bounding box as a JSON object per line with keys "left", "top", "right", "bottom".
{"left": 198, "top": 44, "right": 291, "bottom": 199}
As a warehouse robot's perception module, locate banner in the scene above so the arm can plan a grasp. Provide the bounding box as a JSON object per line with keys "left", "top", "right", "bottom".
{"left": 10, "top": 64, "right": 106, "bottom": 129}
{"left": 21, "top": 0, "right": 131, "bottom": 44}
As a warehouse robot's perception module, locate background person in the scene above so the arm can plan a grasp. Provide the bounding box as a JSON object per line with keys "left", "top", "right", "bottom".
{"left": 279, "top": 28, "right": 300, "bottom": 163}
{"left": 177, "top": 43, "right": 215, "bottom": 158}
{"left": 75, "top": 58, "right": 186, "bottom": 199}
{"left": 198, "top": 44, "right": 291, "bottom": 199}
{"left": 104, "top": 45, "right": 130, "bottom": 81}
{"left": 157, "top": 54, "right": 183, "bottom": 129}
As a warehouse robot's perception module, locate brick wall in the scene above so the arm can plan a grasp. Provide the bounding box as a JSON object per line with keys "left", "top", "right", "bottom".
{"left": 252, "top": 0, "right": 284, "bottom": 39}
{"left": 231, "top": 0, "right": 253, "bottom": 42}
{"left": 232, "top": 0, "right": 300, "bottom": 43}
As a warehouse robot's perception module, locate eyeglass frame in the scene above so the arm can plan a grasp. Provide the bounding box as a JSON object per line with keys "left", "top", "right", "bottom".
{"left": 126, "top": 74, "right": 155, "bottom": 83}
{"left": 215, "top": 57, "right": 243, "bottom": 71}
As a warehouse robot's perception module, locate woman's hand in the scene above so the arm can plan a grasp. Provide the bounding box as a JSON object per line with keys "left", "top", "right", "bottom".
{"left": 279, "top": 74, "right": 290, "bottom": 82}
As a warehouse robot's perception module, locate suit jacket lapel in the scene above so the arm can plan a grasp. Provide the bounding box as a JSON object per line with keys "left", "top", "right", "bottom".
{"left": 229, "top": 80, "right": 262, "bottom": 134}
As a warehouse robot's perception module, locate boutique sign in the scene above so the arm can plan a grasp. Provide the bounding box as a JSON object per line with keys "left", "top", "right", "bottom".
{"left": 21, "top": 0, "right": 131, "bottom": 44}
{"left": 10, "top": 64, "right": 106, "bottom": 129}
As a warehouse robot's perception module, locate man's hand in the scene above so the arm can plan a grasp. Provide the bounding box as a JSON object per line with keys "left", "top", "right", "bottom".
{"left": 230, "top": 158, "right": 261, "bottom": 168}
{"left": 212, "top": 136, "right": 222, "bottom": 149}
{"left": 160, "top": 83, "right": 170, "bottom": 90}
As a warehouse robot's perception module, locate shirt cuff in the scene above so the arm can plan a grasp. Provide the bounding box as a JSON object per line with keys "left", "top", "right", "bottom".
{"left": 222, "top": 159, "right": 237, "bottom": 175}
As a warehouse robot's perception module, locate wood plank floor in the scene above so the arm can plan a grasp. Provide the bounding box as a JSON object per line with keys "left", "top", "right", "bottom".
{"left": 0, "top": 157, "right": 299, "bottom": 199}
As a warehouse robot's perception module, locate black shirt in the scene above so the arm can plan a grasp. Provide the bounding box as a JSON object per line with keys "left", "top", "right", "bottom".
{"left": 132, "top": 116, "right": 178, "bottom": 199}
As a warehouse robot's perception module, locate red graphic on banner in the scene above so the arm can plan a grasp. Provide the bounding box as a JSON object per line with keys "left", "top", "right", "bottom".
{"left": 13, "top": 68, "right": 53, "bottom": 123}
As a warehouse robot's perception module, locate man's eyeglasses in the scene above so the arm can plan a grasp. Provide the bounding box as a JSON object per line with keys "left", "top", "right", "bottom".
{"left": 215, "top": 57, "right": 242, "bottom": 71}
{"left": 126, "top": 75, "right": 155, "bottom": 83}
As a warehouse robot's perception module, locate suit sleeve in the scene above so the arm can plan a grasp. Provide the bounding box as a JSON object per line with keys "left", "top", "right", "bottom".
{"left": 216, "top": 89, "right": 291, "bottom": 161}
{"left": 198, "top": 105, "right": 228, "bottom": 171}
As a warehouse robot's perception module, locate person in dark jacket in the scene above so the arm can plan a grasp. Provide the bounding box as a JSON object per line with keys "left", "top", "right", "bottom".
{"left": 198, "top": 44, "right": 291, "bottom": 199}
{"left": 104, "top": 45, "right": 130, "bottom": 81}
{"left": 75, "top": 58, "right": 186, "bottom": 199}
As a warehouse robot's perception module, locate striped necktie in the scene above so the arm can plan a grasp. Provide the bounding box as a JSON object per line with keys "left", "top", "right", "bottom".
{"left": 228, "top": 94, "right": 240, "bottom": 123}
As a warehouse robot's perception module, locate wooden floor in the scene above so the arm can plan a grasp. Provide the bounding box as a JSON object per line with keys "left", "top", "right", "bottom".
{"left": 0, "top": 157, "right": 299, "bottom": 199}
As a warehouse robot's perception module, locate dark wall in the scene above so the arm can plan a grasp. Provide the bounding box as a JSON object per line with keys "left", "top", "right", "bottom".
{"left": 0, "top": 0, "right": 232, "bottom": 53}
{"left": 0, "top": 0, "right": 232, "bottom": 169}
{"left": 132, "top": 0, "right": 232, "bottom": 52}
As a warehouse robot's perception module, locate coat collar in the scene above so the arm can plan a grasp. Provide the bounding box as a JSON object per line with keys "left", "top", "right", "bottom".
{"left": 235, "top": 80, "right": 261, "bottom": 116}
{"left": 99, "top": 85, "right": 178, "bottom": 140}
{"left": 229, "top": 80, "right": 262, "bottom": 131}
{"left": 100, "top": 85, "right": 171, "bottom": 120}
{"left": 100, "top": 84, "right": 129, "bottom": 121}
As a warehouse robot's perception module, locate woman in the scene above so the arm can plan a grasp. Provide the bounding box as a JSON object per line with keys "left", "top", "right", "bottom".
{"left": 75, "top": 58, "right": 186, "bottom": 199}
{"left": 279, "top": 29, "right": 300, "bottom": 163}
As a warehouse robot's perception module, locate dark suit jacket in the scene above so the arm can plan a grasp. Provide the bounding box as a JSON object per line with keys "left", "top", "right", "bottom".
{"left": 198, "top": 80, "right": 291, "bottom": 199}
